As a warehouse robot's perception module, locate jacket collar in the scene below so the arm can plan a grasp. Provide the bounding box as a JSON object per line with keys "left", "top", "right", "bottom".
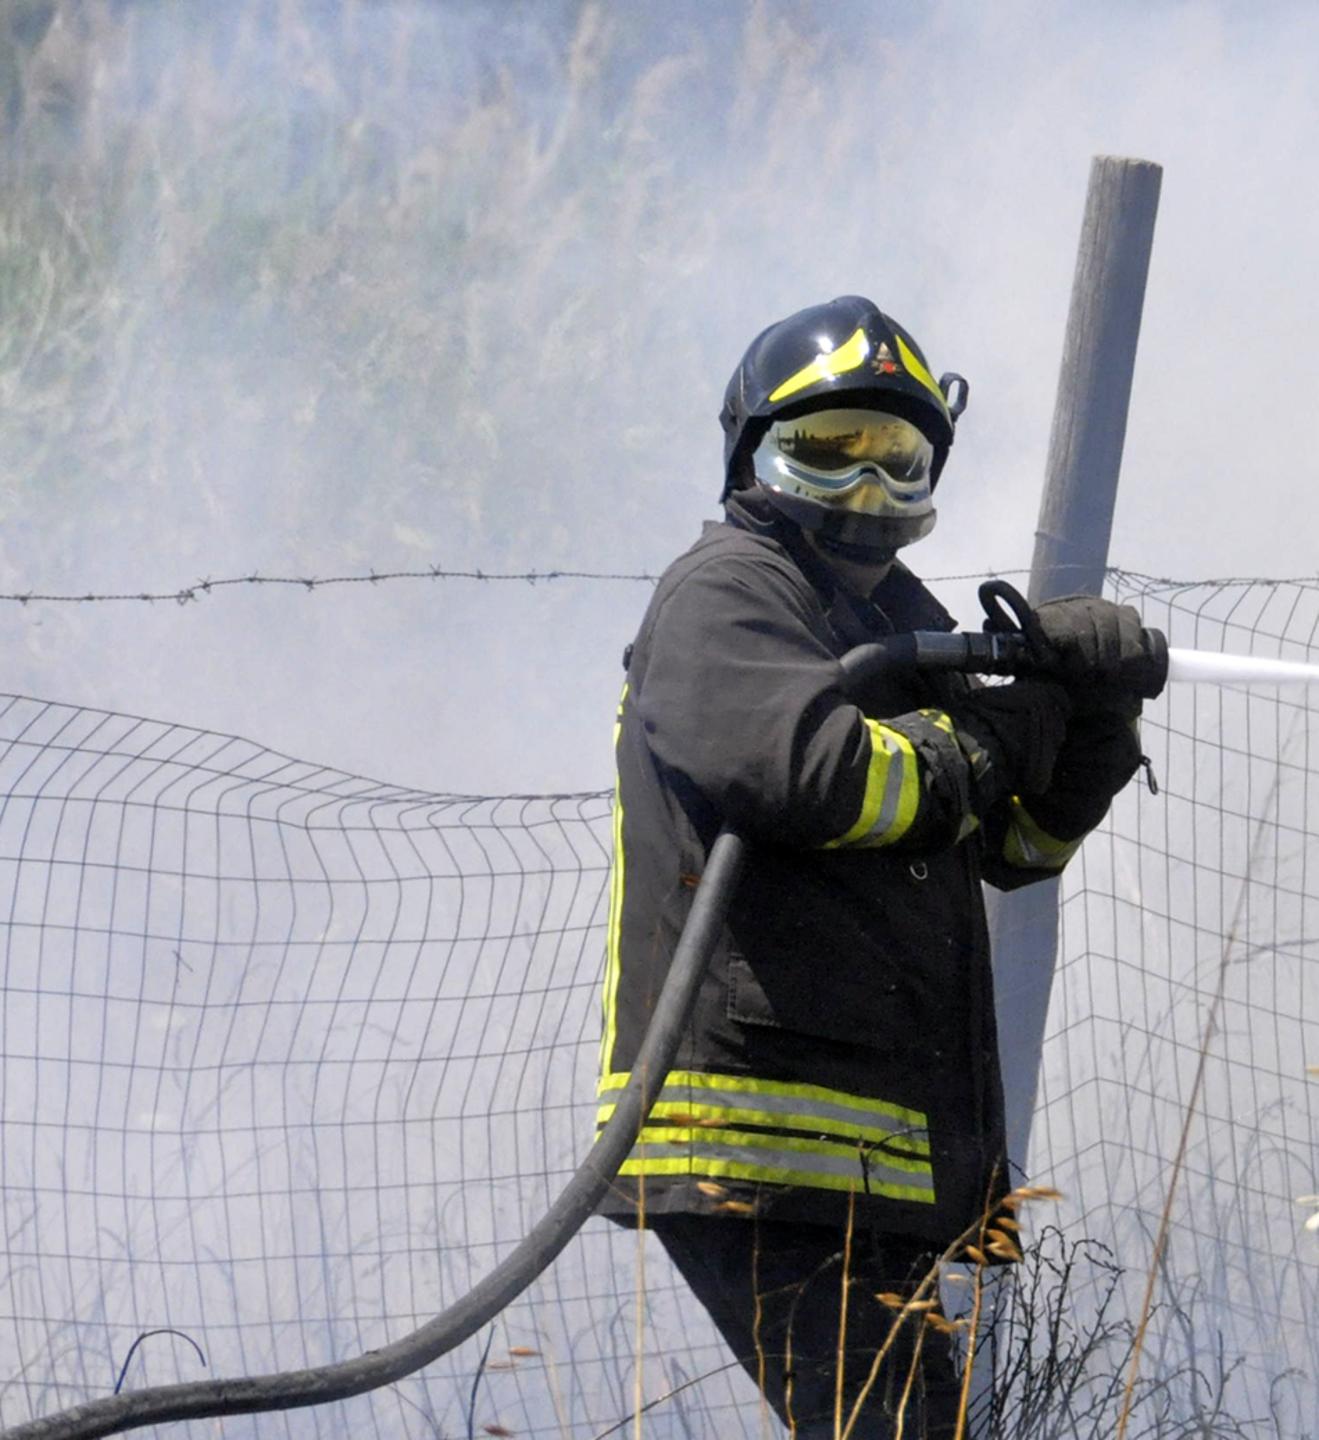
{"left": 722, "top": 489, "right": 956, "bottom": 641}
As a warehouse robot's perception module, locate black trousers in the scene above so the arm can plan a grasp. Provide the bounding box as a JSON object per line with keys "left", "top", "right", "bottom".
{"left": 649, "top": 1215, "right": 963, "bottom": 1439}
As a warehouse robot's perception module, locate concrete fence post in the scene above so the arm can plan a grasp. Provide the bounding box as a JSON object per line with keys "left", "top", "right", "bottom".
{"left": 993, "top": 153, "right": 1162, "bottom": 1176}
{"left": 970, "top": 155, "right": 1161, "bottom": 1435}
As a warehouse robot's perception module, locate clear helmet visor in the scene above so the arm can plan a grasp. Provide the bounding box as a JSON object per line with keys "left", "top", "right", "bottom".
{"left": 750, "top": 407, "right": 937, "bottom": 551}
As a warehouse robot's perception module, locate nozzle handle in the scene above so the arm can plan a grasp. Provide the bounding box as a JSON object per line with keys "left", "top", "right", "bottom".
{"left": 839, "top": 625, "right": 1169, "bottom": 698}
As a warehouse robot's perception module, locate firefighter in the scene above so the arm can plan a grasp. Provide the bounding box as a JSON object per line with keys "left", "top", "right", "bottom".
{"left": 596, "top": 295, "right": 1150, "bottom": 1436}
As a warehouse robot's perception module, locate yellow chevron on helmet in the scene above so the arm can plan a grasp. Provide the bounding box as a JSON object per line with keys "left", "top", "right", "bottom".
{"left": 894, "top": 333, "right": 951, "bottom": 414}
{"left": 767, "top": 326, "right": 872, "bottom": 404}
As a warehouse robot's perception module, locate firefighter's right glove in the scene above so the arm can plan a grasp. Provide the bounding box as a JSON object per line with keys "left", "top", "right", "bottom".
{"left": 950, "top": 679, "right": 1074, "bottom": 817}
{"left": 1032, "top": 595, "right": 1160, "bottom": 711}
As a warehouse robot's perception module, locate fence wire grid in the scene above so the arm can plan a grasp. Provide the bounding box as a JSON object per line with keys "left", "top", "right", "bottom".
{"left": 0, "top": 569, "right": 1316, "bottom": 1438}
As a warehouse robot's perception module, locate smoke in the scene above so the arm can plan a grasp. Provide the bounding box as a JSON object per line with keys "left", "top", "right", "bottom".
{"left": 1, "top": 0, "right": 1316, "bottom": 792}
{"left": 2, "top": 6, "right": 1317, "bottom": 1432}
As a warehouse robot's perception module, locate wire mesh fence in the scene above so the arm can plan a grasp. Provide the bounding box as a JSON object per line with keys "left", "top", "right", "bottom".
{"left": 0, "top": 701, "right": 652, "bottom": 1438}
{"left": 0, "top": 569, "right": 1317, "bottom": 1438}
{"left": 1028, "top": 571, "right": 1319, "bottom": 1436}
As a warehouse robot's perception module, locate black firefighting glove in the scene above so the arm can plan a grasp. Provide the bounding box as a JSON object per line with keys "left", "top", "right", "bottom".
{"left": 1032, "top": 595, "right": 1154, "bottom": 713}
{"left": 1019, "top": 707, "right": 1144, "bottom": 838}
{"left": 949, "top": 679, "right": 1074, "bottom": 817}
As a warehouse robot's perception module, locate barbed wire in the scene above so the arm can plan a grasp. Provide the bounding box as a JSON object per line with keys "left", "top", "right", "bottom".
{"left": 1, "top": 562, "right": 1316, "bottom": 607}
{"left": 0, "top": 565, "right": 664, "bottom": 605}
{"left": 0, "top": 562, "right": 1028, "bottom": 606}
{"left": 1107, "top": 565, "right": 1319, "bottom": 594}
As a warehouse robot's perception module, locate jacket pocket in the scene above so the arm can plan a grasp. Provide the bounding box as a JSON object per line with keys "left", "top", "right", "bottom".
{"left": 726, "top": 951, "right": 921, "bottom": 1052}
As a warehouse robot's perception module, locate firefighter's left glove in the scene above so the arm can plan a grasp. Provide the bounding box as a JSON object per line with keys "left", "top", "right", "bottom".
{"left": 1033, "top": 595, "right": 1157, "bottom": 712}
{"left": 1020, "top": 707, "right": 1144, "bottom": 839}
{"left": 949, "top": 679, "right": 1073, "bottom": 817}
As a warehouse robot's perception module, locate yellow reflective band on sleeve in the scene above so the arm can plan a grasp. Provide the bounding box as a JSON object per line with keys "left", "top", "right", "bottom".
{"left": 616, "top": 1126, "right": 935, "bottom": 1203}
{"left": 894, "top": 334, "right": 951, "bottom": 419}
{"left": 767, "top": 326, "right": 870, "bottom": 403}
{"left": 1002, "top": 796, "right": 1085, "bottom": 872}
{"left": 918, "top": 707, "right": 956, "bottom": 739}
{"left": 919, "top": 707, "right": 980, "bottom": 840}
{"left": 825, "top": 719, "right": 921, "bottom": 849}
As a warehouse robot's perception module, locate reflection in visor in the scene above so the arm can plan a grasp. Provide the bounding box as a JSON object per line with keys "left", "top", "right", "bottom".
{"left": 764, "top": 409, "right": 933, "bottom": 490}
{"left": 750, "top": 406, "right": 938, "bottom": 552}
{"left": 753, "top": 408, "right": 936, "bottom": 529}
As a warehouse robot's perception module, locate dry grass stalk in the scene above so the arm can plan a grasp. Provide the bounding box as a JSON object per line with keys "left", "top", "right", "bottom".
{"left": 892, "top": 1316, "right": 928, "bottom": 1440}
{"left": 655, "top": 1110, "right": 725, "bottom": 1127}
{"left": 714, "top": 1199, "right": 755, "bottom": 1216}
{"left": 751, "top": 1222, "right": 774, "bottom": 1440}
{"left": 952, "top": 1233, "right": 987, "bottom": 1440}
{"left": 784, "top": 1297, "right": 799, "bottom": 1438}
{"left": 516, "top": 1329, "right": 571, "bottom": 1439}
{"left": 878, "top": 1296, "right": 937, "bottom": 1314}
{"left": 587, "top": 1359, "right": 751, "bottom": 1440}
{"left": 633, "top": 1096, "right": 648, "bottom": 1440}
{"left": 833, "top": 1189, "right": 856, "bottom": 1439}
{"left": 835, "top": 1180, "right": 1061, "bottom": 1440}
{"left": 986, "top": 1228, "right": 1023, "bottom": 1263}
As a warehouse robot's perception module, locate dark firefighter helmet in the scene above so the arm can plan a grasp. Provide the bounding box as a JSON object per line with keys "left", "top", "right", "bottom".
{"left": 719, "top": 295, "right": 968, "bottom": 557}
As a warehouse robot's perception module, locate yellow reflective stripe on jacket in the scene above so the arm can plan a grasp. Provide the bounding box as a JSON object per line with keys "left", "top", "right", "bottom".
{"left": 597, "top": 684, "right": 628, "bottom": 1075}
{"left": 597, "top": 1084, "right": 930, "bottom": 1159}
{"left": 598, "top": 1068, "right": 927, "bottom": 1129}
{"left": 597, "top": 1068, "right": 934, "bottom": 1198}
{"left": 616, "top": 1126, "right": 936, "bottom": 1203}
{"left": 1002, "top": 796, "right": 1085, "bottom": 871}
{"left": 825, "top": 719, "right": 921, "bottom": 848}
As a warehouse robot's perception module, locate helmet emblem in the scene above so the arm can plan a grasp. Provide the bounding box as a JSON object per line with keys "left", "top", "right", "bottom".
{"left": 870, "top": 340, "right": 899, "bottom": 376}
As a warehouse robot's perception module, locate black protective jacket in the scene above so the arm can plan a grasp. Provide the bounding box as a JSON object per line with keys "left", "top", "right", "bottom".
{"left": 596, "top": 494, "right": 1122, "bottom": 1246}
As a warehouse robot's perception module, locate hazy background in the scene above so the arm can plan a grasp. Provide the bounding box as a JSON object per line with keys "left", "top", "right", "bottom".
{"left": 2, "top": 0, "right": 1317, "bottom": 796}
{"left": 4, "top": 6, "right": 1319, "bottom": 1434}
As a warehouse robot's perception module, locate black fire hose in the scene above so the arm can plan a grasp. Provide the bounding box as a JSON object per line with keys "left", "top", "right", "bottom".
{"left": 3, "top": 594, "right": 1168, "bottom": 1440}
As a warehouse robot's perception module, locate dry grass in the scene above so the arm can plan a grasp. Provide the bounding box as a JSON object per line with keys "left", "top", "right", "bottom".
{"left": 0, "top": 0, "right": 908, "bottom": 588}
{"left": 587, "top": 1184, "right": 1282, "bottom": 1439}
